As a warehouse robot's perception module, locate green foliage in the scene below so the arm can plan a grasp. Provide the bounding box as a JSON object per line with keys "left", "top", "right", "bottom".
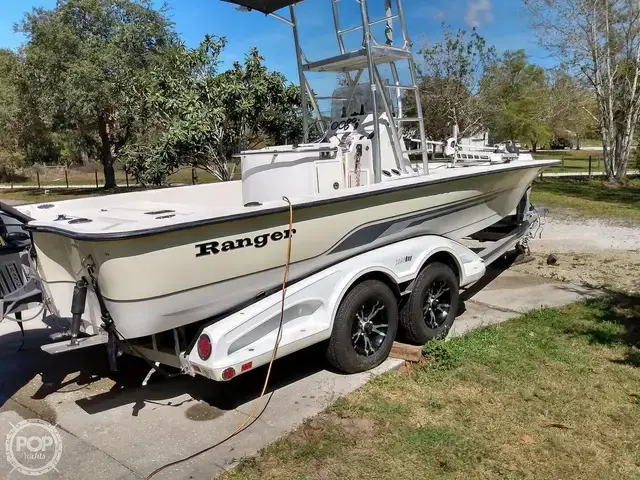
{"left": 0, "top": 49, "right": 23, "bottom": 172}
{"left": 481, "top": 50, "right": 550, "bottom": 147}
{"left": 407, "top": 24, "right": 497, "bottom": 140}
{"left": 121, "top": 35, "right": 227, "bottom": 185}
{"left": 1, "top": 0, "right": 302, "bottom": 187}
{"left": 421, "top": 340, "right": 461, "bottom": 371}
{"left": 0, "top": 50, "right": 19, "bottom": 148}
{"left": 0, "top": 0, "right": 614, "bottom": 186}
{"left": 122, "top": 39, "right": 303, "bottom": 185}
{"left": 406, "top": 26, "right": 595, "bottom": 152}
{"left": 211, "top": 46, "right": 302, "bottom": 158}
{"left": 633, "top": 146, "right": 640, "bottom": 171}
{"left": 16, "top": 0, "right": 177, "bottom": 186}
{"left": 2, "top": 48, "right": 62, "bottom": 166}
{"left": 546, "top": 69, "right": 597, "bottom": 149}
{"left": 525, "top": 0, "right": 640, "bottom": 180}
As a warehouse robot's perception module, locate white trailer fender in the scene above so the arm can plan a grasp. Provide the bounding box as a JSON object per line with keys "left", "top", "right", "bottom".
{"left": 187, "top": 235, "right": 485, "bottom": 381}
{"left": 327, "top": 237, "right": 485, "bottom": 324}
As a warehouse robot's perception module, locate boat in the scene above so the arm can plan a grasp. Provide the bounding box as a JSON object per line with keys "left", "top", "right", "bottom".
{"left": 14, "top": 0, "right": 558, "bottom": 345}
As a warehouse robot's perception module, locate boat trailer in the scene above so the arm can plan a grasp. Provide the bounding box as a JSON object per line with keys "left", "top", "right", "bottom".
{"left": 1, "top": 193, "right": 543, "bottom": 384}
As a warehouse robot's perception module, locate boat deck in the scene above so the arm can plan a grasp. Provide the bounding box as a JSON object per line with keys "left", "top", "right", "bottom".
{"left": 17, "top": 159, "right": 559, "bottom": 240}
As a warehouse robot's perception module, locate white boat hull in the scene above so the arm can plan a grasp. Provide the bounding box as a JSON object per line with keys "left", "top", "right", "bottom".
{"left": 31, "top": 163, "right": 544, "bottom": 339}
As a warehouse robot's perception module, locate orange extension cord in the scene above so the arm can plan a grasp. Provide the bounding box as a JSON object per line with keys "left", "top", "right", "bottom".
{"left": 145, "top": 196, "right": 294, "bottom": 479}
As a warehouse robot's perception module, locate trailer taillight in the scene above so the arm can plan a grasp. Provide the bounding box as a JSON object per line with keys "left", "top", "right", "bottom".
{"left": 222, "top": 367, "right": 235, "bottom": 381}
{"left": 197, "top": 334, "right": 212, "bottom": 360}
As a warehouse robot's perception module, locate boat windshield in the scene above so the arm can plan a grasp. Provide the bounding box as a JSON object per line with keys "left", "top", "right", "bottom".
{"left": 330, "top": 82, "right": 394, "bottom": 119}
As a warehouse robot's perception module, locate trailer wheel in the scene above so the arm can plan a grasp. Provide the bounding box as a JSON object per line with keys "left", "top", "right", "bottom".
{"left": 326, "top": 279, "right": 399, "bottom": 374}
{"left": 399, "top": 262, "right": 459, "bottom": 344}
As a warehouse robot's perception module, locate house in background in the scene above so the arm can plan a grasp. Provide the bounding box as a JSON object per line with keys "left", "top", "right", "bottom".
{"left": 458, "top": 127, "right": 490, "bottom": 147}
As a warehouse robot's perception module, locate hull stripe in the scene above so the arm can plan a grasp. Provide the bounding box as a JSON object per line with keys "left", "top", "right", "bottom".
{"left": 26, "top": 163, "right": 548, "bottom": 241}
{"left": 99, "top": 187, "right": 509, "bottom": 305}
{"left": 328, "top": 188, "right": 506, "bottom": 254}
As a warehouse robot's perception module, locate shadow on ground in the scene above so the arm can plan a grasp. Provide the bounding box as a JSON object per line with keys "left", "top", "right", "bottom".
{"left": 0, "top": 249, "right": 536, "bottom": 421}
{"left": 460, "top": 250, "right": 522, "bottom": 302}
{"left": 73, "top": 343, "right": 329, "bottom": 417}
{"left": 0, "top": 316, "right": 329, "bottom": 421}
{"left": 565, "top": 292, "right": 640, "bottom": 367}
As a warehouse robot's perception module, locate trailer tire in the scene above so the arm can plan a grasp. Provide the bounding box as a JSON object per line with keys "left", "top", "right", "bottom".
{"left": 399, "top": 262, "right": 459, "bottom": 344}
{"left": 326, "top": 279, "right": 399, "bottom": 374}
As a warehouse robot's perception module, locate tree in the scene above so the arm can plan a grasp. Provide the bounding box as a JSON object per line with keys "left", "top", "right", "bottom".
{"left": 15, "top": 0, "right": 176, "bottom": 188}
{"left": 547, "top": 69, "right": 598, "bottom": 150}
{"left": 212, "top": 47, "right": 303, "bottom": 159}
{"left": 0, "top": 49, "right": 21, "bottom": 172}
{"left": 524, "top": 0, "right": 640, "bottom": 182}
{"left": 121, "top": 35, "right": 227, "bottom": 185}
{"left": 122, "top": 38, "right": 304, "bottom": 185}
{"left": 481, "top": 50, "right": 552, "bottom": 152}
{"left": 406, "top": 24, "right": 497, "bottom": 140}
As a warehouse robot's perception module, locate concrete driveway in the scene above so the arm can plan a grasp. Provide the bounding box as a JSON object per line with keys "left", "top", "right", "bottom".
{"left": 0, "top": 259, "right": 598, "bottom": 480}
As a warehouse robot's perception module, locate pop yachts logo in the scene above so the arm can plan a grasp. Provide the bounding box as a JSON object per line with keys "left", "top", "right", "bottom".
{"left": 195, "top": 228, "right": 297, "bottom": 257}
{"left": 5, "top": 419, "right": 63, "bottom": 476}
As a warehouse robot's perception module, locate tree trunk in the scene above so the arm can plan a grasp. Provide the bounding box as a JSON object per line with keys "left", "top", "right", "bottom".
{"left": 603, "top": 143, "right": 615, "bottom": 182}
{"left": 103, "top": 156, "right": 116, "bottom": 188}
{"left": 615, "top": 138, "right": 631, "bottom": 183}
{"left": 98, "top": 114, "right": 117, "bottom": 189}
{"left": 599, "top": 116, "right": 616, "bottom": 182}
{"left": 79, "top": 143, "right": 90, "bottom": 166}
{"left": 575, "top": 134, "right": 581, "bottom": 150}
{"left": 615, "top": 119, "right": 636, "bottom": 182}
{"left": 531, "top": 141, "right": 537, "bottom": 153}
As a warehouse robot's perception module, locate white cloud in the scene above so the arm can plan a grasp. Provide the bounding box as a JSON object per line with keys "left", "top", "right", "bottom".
{"left": 464, "top": 0, "right": 494, "bottom": 28}
{"left": 433, "top": 9, "right": 446, "bottom": 21}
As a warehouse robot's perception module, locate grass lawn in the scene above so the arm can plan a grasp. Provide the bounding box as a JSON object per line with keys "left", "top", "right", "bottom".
{"left": 0, "top": 187, "right": 147, "bottom": 204}
{"left": 532, "top": 148, "right": 640, "bottom": 173}
{"left": 533, "top": 149, "right": 597, "bottom": 160}
{"left": 1, "top": 165, "right": 223, "bottom": 187}
{"left": 530, "top": 178, "right": 640, "bottom": 221}
{"left": 532, "top": 149, "right": 609, "bottom": 173}
{"left": 223, "top": 295, "right": 640, "bottom": 480}
{"left": 581, "top": 138, "right": 603, "bottom": 148}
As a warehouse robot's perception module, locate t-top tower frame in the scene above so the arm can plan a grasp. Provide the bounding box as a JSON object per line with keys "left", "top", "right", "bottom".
{"left": 221, "top": 0, "right": 430, "bottom": 181}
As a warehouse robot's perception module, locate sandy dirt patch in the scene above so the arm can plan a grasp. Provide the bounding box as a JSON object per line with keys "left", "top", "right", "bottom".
{"left": 529, "top": 210, "right": 639, "bottom": 252}
{"left": 512, "top": 211, "right": 640, "bottom": 293}
{"left": 512, "top": 250, "right": 640, "bottom": 294}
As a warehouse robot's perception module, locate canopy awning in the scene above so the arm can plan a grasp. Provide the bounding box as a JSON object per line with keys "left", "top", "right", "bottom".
{"left": 220, "top": 0, "right": 303, "bottom": 15}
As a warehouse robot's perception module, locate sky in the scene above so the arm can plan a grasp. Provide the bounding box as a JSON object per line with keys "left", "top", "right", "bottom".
{"left": 0, "top": 0, "right": 555, "bottom": 98}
